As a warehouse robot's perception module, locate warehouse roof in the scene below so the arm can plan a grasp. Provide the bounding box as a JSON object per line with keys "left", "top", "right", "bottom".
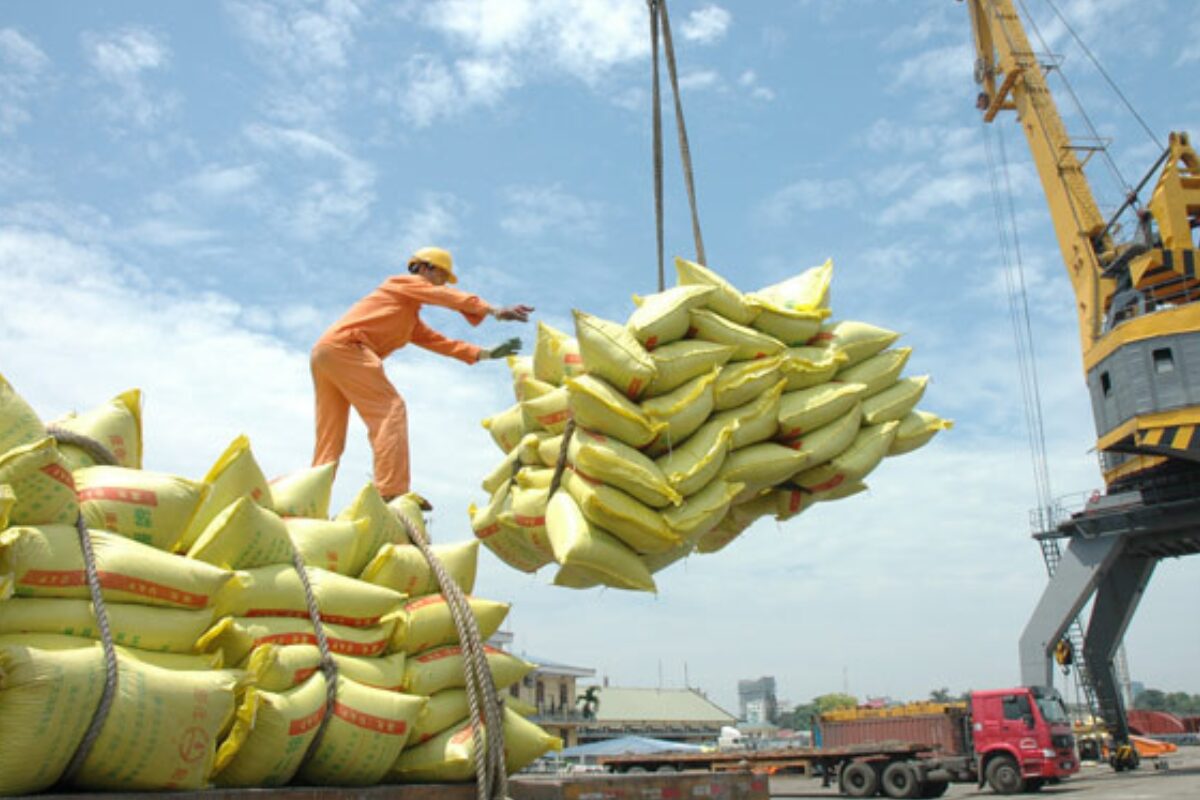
{"left": 590, "top": 687, "right": 736, "bottom": 724}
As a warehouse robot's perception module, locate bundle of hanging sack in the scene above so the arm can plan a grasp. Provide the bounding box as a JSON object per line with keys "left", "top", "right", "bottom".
{"left": 0, "top": 374, "right": 558, "bottom": 796}
{"left": 473, "top": 257, "right": 952, "bottom": 592}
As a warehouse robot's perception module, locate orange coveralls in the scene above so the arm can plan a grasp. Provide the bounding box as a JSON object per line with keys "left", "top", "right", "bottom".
{"left": 311, "top": 274, "right": 489, "bottom": 497}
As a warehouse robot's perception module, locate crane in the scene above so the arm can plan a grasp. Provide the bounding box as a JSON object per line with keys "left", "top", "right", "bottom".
{"left": 964, "top": 0, "right": 1200, "bottom": 770}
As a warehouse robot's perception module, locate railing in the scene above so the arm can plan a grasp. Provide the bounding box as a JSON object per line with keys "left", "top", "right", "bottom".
{"left": 530, "top": 708, "right": 589, "bottom": 723}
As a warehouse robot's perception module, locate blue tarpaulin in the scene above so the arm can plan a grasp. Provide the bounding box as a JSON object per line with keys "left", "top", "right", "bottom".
{"left": 558, "top": 736, "right": 705, "bottom": 758}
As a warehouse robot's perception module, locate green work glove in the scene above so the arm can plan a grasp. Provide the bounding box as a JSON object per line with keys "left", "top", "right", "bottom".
{"left": 485, "top": 337, "right": 522, "bottom": 360}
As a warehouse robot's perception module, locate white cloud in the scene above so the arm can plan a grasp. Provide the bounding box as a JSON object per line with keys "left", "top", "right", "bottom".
{"left": 395, "top": 53, "right": 521, "bottom": 128}
{"left": 679, "top": 69, "right": 719, "bottom": 92}
{"left": 0, "top": 28, "right": 50, "bottom": 135}
{"left": 499, "top": 184, "right": 604, "bottom": 240}
{"left": 680, "top": 5, "right": 731, "bottom": 45}
{"left": 759, "top": 178, "right": 857, "bottom": 226}
{"left": 397, "top": 193, "right": 466, "bottom": 256}
{"left": 185, "top": 164, "right": 263, "bottom": 198}
{"left": 225, "top": 0, "right": 366, "bottom": 72}
{"left": 739, "top": 69, "right": 775, "bottom": 102}
{"left": 890, "top": 43, "right": 972, "bottom": 94}
{"left": 82, "top": 27, "right": 176, "bottom": 128}
{"left": 244, "top": 123, "right": 376, "bottom": 238}
{"left": 879, "top": 170, "right": 990, "bottom": 226}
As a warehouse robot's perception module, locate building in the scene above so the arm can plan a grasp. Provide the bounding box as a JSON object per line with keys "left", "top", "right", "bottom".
{"left": 577, "top": 686, "right": 737, "bottom": 746}
{"left": 492, "top": 631, "right": 596, "bottom": 748}
{"left": 738, "top": 676, "right": 778, "bottom": 725}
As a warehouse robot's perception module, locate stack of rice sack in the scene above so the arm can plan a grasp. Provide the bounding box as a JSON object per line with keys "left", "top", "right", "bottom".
{"left": 0, "top": 376, "right": 244, "bottom": 795}
{"left": 472, "top": 257, "right": 952, "bottom": 592}
{"left": 0, "top": 374, "right": 560, "bottom": 795}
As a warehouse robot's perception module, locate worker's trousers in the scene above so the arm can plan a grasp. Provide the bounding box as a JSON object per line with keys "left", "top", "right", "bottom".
{"left": 310, "top": 340, "right": 409, "bottom": 497}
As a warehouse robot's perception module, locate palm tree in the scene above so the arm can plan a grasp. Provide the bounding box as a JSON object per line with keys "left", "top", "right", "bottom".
{"left": 577, "top": 686, "right": 601, "bottom": 720}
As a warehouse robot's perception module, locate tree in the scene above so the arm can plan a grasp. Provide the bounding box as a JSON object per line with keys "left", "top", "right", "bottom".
{"left": 576, "top": 686, "right": 600, "bottom": 720}
{"left": 815, "top": 693, "right": 858, "bottom": 714}
{"left": 930, "top": 687, "right": 952, "bottom": 702}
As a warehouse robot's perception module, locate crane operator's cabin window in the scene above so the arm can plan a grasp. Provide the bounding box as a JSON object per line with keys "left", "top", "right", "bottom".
{"left": 1153, "top": 347, "right": 1175, "bottom": 374}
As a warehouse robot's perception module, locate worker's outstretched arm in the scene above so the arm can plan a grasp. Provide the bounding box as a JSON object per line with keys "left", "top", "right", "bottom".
{"left": 409, "top": 319, "right": 484, "bottom": 364}
{"left": 389, "top": 280, "right": 493, "bottom": 325}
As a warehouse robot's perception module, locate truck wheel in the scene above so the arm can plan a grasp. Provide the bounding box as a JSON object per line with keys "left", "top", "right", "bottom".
{"left": 841, "top": 761, "right": 880, "bottom": 798}
{"left": 1022, "top": 778, "right": 1044, "bottom": 792}
{"left": 920, "top": 780, "right": 949, "bottom": 798}
{"left": 881, "top": 762, "right": 920, "bottom": 798}
{"left": 985, "top": 756, "right": 1022, "bottom": 795}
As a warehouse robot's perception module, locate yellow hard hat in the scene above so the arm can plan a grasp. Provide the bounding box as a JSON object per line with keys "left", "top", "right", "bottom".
{"left": 408, "top": 246, "right": 457, "bottom": 284}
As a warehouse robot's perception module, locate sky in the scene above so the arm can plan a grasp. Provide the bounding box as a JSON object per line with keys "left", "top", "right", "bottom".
{"left": 2, "top": 0, "right": 1199, "bottom": 717}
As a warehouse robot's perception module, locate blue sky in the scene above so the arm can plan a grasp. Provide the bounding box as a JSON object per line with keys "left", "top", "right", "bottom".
{"left": 3, "top": 0, "right": 1199, "bottom": 715}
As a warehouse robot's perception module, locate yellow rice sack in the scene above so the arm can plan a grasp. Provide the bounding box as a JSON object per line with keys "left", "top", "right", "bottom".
{"left": 627, "top": 284, "right": 716, "bottom": 349}
{"left": 862, "top": 376, "right": 929, "bottom": 425}
{"left": 0, "top": 373, "right": 45, "bottom": 456}
{"left": 198, "top": 615, "right": 396, "bottom": 665}
{"left": 563, "top": 469, "right": 679, "bottom": 554}
{"left": 269, "top": 462, "right": 336, "bottom": 519}
{"left": 695, "top": 494, "right": 775, "bottom": 554}
{"left": 551, "top": 563, "right": 605, "bottom": 589}
{"left": 0, "top": 635, "right": 103, "bottom": 795}
{"left": 641, "top": 367, "right": 718, "bottom": 454}
{"left": 569, "top": 428, "right": 681, "bottom": 508}
{"left": 360, "top": 540, "right": 478, "bottom": 597}
{"left": 655, "top": 417, "right": 735, "bottom": 497}
{"left": 212, "top": 564, "right": 406, "bottom": 628}
{"left": 213, "top": 673, "right": 327, "bottom": 787}
{"left": 287, "top": 516, "right": 372, "bottom": 576}
{"left": 781, "top": 346, "right": 846, "bottom": 390}
{"left": 51, "top": 389, "right": 143, "bottom": 471}
{"left": 245, "top": 644, "right": 406, "bottom": 692}
{"left": 515, "top": 466, "right": 554, "bottom": 489}
{"left": 777, "top": 382, "right": 867, "bottom": 440}
{"left": 178, "top": 434, "right": 274, "bottom": 553}
{"left": 688, "top": 308, "right": 785, "bottom": 361}
{"left": 566, "top": 374, "right": 666, "bottom": 449}
{"left": 471, "top": 481, "right": 553, "bottom": 574}
{"left": 533, "top": 322, "right": 584, "bottom": 385}
{"left": 76, "top": 465, "right": 209, "bottom": 552}
{"left": 506, "top": 354, "right": 538, "bottom": 401}
{"left": 810, "top": 320, "right": 900, "bottom": 367}
{"left": 391, "top": 707, "right": 562, "bottom": 783}
{"left": 646, "top": 339, "right": 736, "bottom": 396}
{"left": 719, "top": 443, "right": 809, "bottom": 495}
{"left": 574, "top": 310, "right": 657, "bottom": 399}
{"left": 482, "top": 448, "right": 522, "bottom": 495}
{"left": 714, "top": 356, "right": 784, "bottom": 411}
{"left": 122, "top": 648, "right": 223, "bottom": 671}
{"left": 391, "top": 594, "right": 510, "bottom": 655}
{"left": 773, "top": 480, "right": 869, "bottom": 520}
{"left": 710, "top": 379, "right": 785, "bottom": 449}
{"left": 783, "top": 404, "right": 863, "bottom": 468}
{"left": 675, "top": 257, "right": 759, "bottom": 325}
{"left": 837, "top": 347, "right": 912, "bottom": 397}
{"left": 411, "top": 688, "right": 471, "bottom": 745}
{"left": 481, "top": 403, "right": 528, "bottom": 454}
{"left": 387, "top": 493, "right": 431, "bottom": 544}
{"left": 662, "top": 478, "right": 745, "bottom": 541}
{"left": 0, "top": 484, "right": 13, "bottom": 529}
{"left": 0, "top": 597, "right": 213, "bottom": 653}
{"left": 890, "top": 410, "right": 953, "bottom": 456}
{"left": 1, "top": 524, "right": 233, "bottom": 609}
{"left": 186, "top": 496, "right": 293, "bottom": 569}
{"left": 793, "top": 420, "right": 900, "bottom": 492}
{"left": 297, "top": 676, "right": 426, "bottom": 786}
{"left": 0, "top": 634, "right": 244, "bottom": 794}
{"left": 334, "top": 483, "right": 413, "bottom": 563}
{"left": 545, "top": 492, "right": 655, "bottom": 593}
{"left": 750, "top": 259, "right": 833, "bottom": 312}
{"left": 521, "top": 385, "right": 571, "bottom": 434}
{"left": 403, "top": 644, "right": 534, "bottom": 697}
{"left": 0, "top": 437, "right": 79, "bottom": 526}
{"left": 497, "top": 483, "right": 552, "bottom": 556}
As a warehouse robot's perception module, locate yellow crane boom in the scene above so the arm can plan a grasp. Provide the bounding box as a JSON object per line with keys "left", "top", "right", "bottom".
{"left": 966, "top": 0, "right": 1200, "bottom": 489}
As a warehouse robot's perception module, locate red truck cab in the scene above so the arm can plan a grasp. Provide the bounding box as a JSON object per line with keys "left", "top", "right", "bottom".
{"left": 969, "top": 686, "right": 1079, "bottom": 792}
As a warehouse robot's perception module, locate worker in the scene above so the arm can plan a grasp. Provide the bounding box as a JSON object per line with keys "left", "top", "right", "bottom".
{"left": 311, "top": 246, "right": 533, "bottom": 501}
